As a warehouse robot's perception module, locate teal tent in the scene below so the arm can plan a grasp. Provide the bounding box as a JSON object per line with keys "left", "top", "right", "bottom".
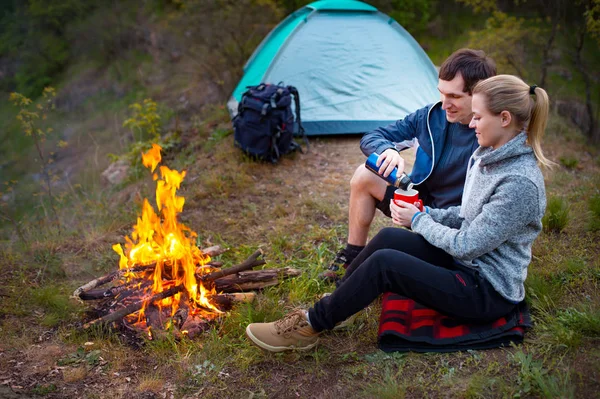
{"left": 228, "top": 0, "right": 439, "bottom": 136}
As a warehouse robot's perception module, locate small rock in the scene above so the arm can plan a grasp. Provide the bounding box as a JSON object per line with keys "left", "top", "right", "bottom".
{"left": 101, "top": 160, "right": 129, "bottom": 185}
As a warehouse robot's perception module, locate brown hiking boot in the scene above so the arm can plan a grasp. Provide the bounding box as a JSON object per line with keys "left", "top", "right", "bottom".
{"left": 245, "top": 310, "right": 320, "bottom": 352}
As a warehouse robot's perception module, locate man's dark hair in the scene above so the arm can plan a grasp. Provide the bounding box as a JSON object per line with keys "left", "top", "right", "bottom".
{"left": 439, "top": 49, "right": 496, "bottom": 94}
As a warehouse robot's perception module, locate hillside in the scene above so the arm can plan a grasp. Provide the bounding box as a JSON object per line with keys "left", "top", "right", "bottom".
{"left": 1, "top": 1, "right": 599, "bottom": 398}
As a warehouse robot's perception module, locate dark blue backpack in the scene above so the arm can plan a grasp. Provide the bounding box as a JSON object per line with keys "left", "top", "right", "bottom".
{"left": 233, "top": 83, "right": 308, "bottom": 163}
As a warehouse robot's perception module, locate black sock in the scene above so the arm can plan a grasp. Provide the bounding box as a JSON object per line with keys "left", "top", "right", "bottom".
{"left": 344, "top": 244, "right": 365, "bottom": 262}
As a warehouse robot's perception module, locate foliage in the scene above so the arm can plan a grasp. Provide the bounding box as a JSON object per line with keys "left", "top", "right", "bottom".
{"left": 587, "top": 194, "right": 600, "bottom": 231}
{"left": 559, "top": 156, "right": 579, "bottom": 169}
{"left": 511, "top": 351, "right": 575, "bottom": 398}
{"left": 123, "top": 99, "right": 162, "bottom": 143}
{"left": 0, "top": 1, "right": 97, "bottom": 97}
{"left": 111, "top": 98, "right": 179, "bottom": 181}
{"left": 542, "top": 196, "right": 570, "bottom": 233}
{"left": 455, "top": 0, "right": 497, "bottom": 13}
{"left": 584, "top": 0, "right": 600, "bottom": 44}
{"left": 57, "top": 347, "right": 102, "bottom": 367}
{"left": 8, "top": 87, "right": 62, "bottom": 232}
{"left": 167, "top": 0, "right": 284, "bottom": 99}
{"left": 387, "top": 0, "right": 435, "bottom": 34}
{"left": 466, "top": 11, "right": 542, "bottom": 77}
{"left": 459, "top": 0, "right": 600, "bottom": 142}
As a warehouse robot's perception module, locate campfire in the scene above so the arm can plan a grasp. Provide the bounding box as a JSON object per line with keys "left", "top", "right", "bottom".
{"left": 73, "top": 144, "right": 300, "bottom": 339}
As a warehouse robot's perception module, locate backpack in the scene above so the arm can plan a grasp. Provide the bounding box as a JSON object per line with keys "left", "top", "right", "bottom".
{"left": 233, "top": 83, "right": 308, "bottom": 163}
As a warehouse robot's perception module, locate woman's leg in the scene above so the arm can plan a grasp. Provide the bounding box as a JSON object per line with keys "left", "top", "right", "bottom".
{"left": 309, "top": 247, "right": 515, "bottom": 332}
{"left": 340, "top": 227, "right": 455, "bottom": 284}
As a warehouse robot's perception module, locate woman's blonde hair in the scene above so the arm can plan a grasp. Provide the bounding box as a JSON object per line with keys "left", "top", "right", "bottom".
{"left": 472, "top": 74, "right": 554, "bottom": 168}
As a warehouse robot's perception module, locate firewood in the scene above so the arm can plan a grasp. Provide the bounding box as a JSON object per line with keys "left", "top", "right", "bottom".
{"left": 73, "top": 245, "right": 227, "bottom": 300}
{"left": 209, "top": 292, "right": 256, "bottom": 309}
{"left": 145, "top": 303, "right": 166, "bottom": 332}
{"left": 79, "top": 279, "right": 151, "bottom": 301}
{"left": 83, "top": 250, "right": 263, "bottom": 328}
{"left": 173, "top": 292, "right": 190, "bottom": 329}
{"left": 213, "top": 268, "right": 301, "bottom": 292}
{"left": 84, "top": 285, "right": 184, "bottom": 329}
{"left": 180, "top": 316, "right": 211, "bottom": 339}
{"left": 197, "top": 249, "right": 264, "bottom": 281}
{"left": 208, "top": 293, "right": 256, "bottom": 311}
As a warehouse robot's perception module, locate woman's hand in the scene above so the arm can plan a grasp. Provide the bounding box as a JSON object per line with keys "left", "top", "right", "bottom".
{"left": 390, "top": 199, "right": 421, "bottom": 227}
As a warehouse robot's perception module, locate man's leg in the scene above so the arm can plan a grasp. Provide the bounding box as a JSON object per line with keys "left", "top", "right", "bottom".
{"left": 321, "top": 164, "right": 391, "bottom": 279}
{"left": 347, "top": 164, "right": 390, "bottom": 247}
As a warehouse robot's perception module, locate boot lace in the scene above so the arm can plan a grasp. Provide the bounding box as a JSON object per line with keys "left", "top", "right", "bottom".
{"left": 274, "top": 310, "right": 308, "bottom": 337}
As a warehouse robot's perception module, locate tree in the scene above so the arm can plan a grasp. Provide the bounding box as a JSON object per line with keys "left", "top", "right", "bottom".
{"left": 459, "top": 0, "right": 600, "bottom": 143}
{"left": 574, "top": 0, "right": 600, "bottom": 142}
{"left": 466, "top": 11, "right": 541, "bottom": 78}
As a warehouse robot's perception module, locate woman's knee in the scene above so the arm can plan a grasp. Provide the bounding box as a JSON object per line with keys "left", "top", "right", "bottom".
{"left": 362, "top": 248, "right": 399, "bottom": 274}
{"left": 372, "top": 226, "right": 418, "bottom": 245}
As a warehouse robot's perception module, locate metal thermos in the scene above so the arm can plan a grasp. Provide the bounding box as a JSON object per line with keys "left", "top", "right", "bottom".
{"left": 365, "top": 152, "right": 414, "bottom": 191}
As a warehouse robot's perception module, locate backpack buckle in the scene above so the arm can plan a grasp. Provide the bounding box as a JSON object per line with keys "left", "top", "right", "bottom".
{"left": 261, "top": 103, "right": 269, "bottom": 116}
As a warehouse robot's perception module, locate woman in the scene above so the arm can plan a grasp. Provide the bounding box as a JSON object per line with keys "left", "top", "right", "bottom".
{"left": 246, "top": 75, "right": 552, "bottom": 352}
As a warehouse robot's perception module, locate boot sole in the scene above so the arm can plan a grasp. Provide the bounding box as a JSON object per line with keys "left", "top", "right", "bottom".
{"left": 245, "top": 326, "right": 319, "bottom": 353}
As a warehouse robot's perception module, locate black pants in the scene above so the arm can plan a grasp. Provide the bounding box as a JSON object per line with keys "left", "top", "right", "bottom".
{"left": 308, "top": 227, "right": 516, "bottom": 332}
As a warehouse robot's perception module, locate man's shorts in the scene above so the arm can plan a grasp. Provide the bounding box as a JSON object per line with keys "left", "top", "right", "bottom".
{"left": 375, "top": 185, "right": 397, "bottom": 218}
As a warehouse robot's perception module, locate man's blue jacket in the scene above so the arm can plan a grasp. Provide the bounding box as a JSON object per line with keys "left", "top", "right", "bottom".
{"left": 360, "top": 101, "right": 453, "bottom": 186}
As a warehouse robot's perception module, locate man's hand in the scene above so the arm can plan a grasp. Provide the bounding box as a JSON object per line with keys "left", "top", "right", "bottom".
{"left": 376, "top": 148, "right": 405, "bottom": 178}
{"left": 390, "top": 199, "right": 420, "bottom": 228}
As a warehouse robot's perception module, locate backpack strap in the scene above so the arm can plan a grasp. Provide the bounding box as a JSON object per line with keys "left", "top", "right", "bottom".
{"left": 287, "top": 86, "right": 309, "bottom": 154}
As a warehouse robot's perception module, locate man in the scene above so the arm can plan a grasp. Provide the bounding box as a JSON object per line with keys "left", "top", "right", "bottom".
{"left": 321, "top": 48, "right": 497, "bottom": 281}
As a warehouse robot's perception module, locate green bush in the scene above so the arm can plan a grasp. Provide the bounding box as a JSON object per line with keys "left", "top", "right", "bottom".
{"left": 559, "top": 156, "right": 579, "bottom": 169}
{"left": 588, "top": 194, "right": 600, "bottom": 231}
{"left": 542, "top": 196, "right": 570, "bottom": 233}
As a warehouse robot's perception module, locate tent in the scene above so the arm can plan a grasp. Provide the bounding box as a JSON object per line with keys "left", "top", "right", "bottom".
{"left": 227, "top": 0, "right": 439, "bottom": 136}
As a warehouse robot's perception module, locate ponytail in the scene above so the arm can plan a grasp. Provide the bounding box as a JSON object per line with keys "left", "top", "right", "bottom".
{"left": 528, "top": 86, "right": 553, "bottom": 168}
{"left": 473, "top": 75, "right": 555, "bottom": 168}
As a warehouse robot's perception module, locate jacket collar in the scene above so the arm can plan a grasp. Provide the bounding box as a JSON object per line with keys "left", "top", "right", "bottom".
{"left": 473, "top": 132, "right": 532, "bottom": 167}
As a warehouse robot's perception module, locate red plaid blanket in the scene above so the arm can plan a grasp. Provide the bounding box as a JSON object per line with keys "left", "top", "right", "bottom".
{"left": 378, "top": 293, "right": 531, "bottom": 353}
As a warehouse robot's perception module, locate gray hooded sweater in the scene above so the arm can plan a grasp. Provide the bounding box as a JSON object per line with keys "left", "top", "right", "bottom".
{"left": 412, "top": 132, "right": 546, "bottom": 303}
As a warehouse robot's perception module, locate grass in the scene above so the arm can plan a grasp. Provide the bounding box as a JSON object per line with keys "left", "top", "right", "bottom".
{"left": 1, "top": 105, "right": 599, "bottom": 397}
{"left": 542, "top": 195, "right": 570, "bottom": 233}
{"left": 588, "top": 194, "right": 600, "bottom": 232}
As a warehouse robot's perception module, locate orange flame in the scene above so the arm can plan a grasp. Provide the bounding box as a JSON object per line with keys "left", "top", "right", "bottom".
{"left": 113, "top": 144, "right": 221, "bottom": 326}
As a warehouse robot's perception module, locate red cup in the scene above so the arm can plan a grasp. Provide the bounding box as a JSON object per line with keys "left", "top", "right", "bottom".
{"left": 394, "top": 188, "right": 424, "bottom": 211}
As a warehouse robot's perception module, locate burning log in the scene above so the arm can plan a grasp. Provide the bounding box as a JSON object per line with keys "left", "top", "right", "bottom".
{"left": 72, "top": 245, "right": 227, "bottom": 300}
{"left": 78, "top": 280, "right": 151, "bottom": 301}
{"left": 180, "top": 316, "right": 211, "bottom": 339}
{"left": 196, "top": 249, "right": 264, "bottom": 281}
{"left": 145, "top": 303, "right": 166, "bottom": 332}
{"left": 83, "top": 250, "right": 263, "bottom": 329}
{"left": 84, "top": 285, "right": 184, "bottom": 329}
{"left": 210, "top": 292, "right": 256, "bottom": 310}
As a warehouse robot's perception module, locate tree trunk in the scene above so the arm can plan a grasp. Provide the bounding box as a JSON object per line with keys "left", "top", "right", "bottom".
{"left": 573, "top": 27, "right": 598, "bottom": 143}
